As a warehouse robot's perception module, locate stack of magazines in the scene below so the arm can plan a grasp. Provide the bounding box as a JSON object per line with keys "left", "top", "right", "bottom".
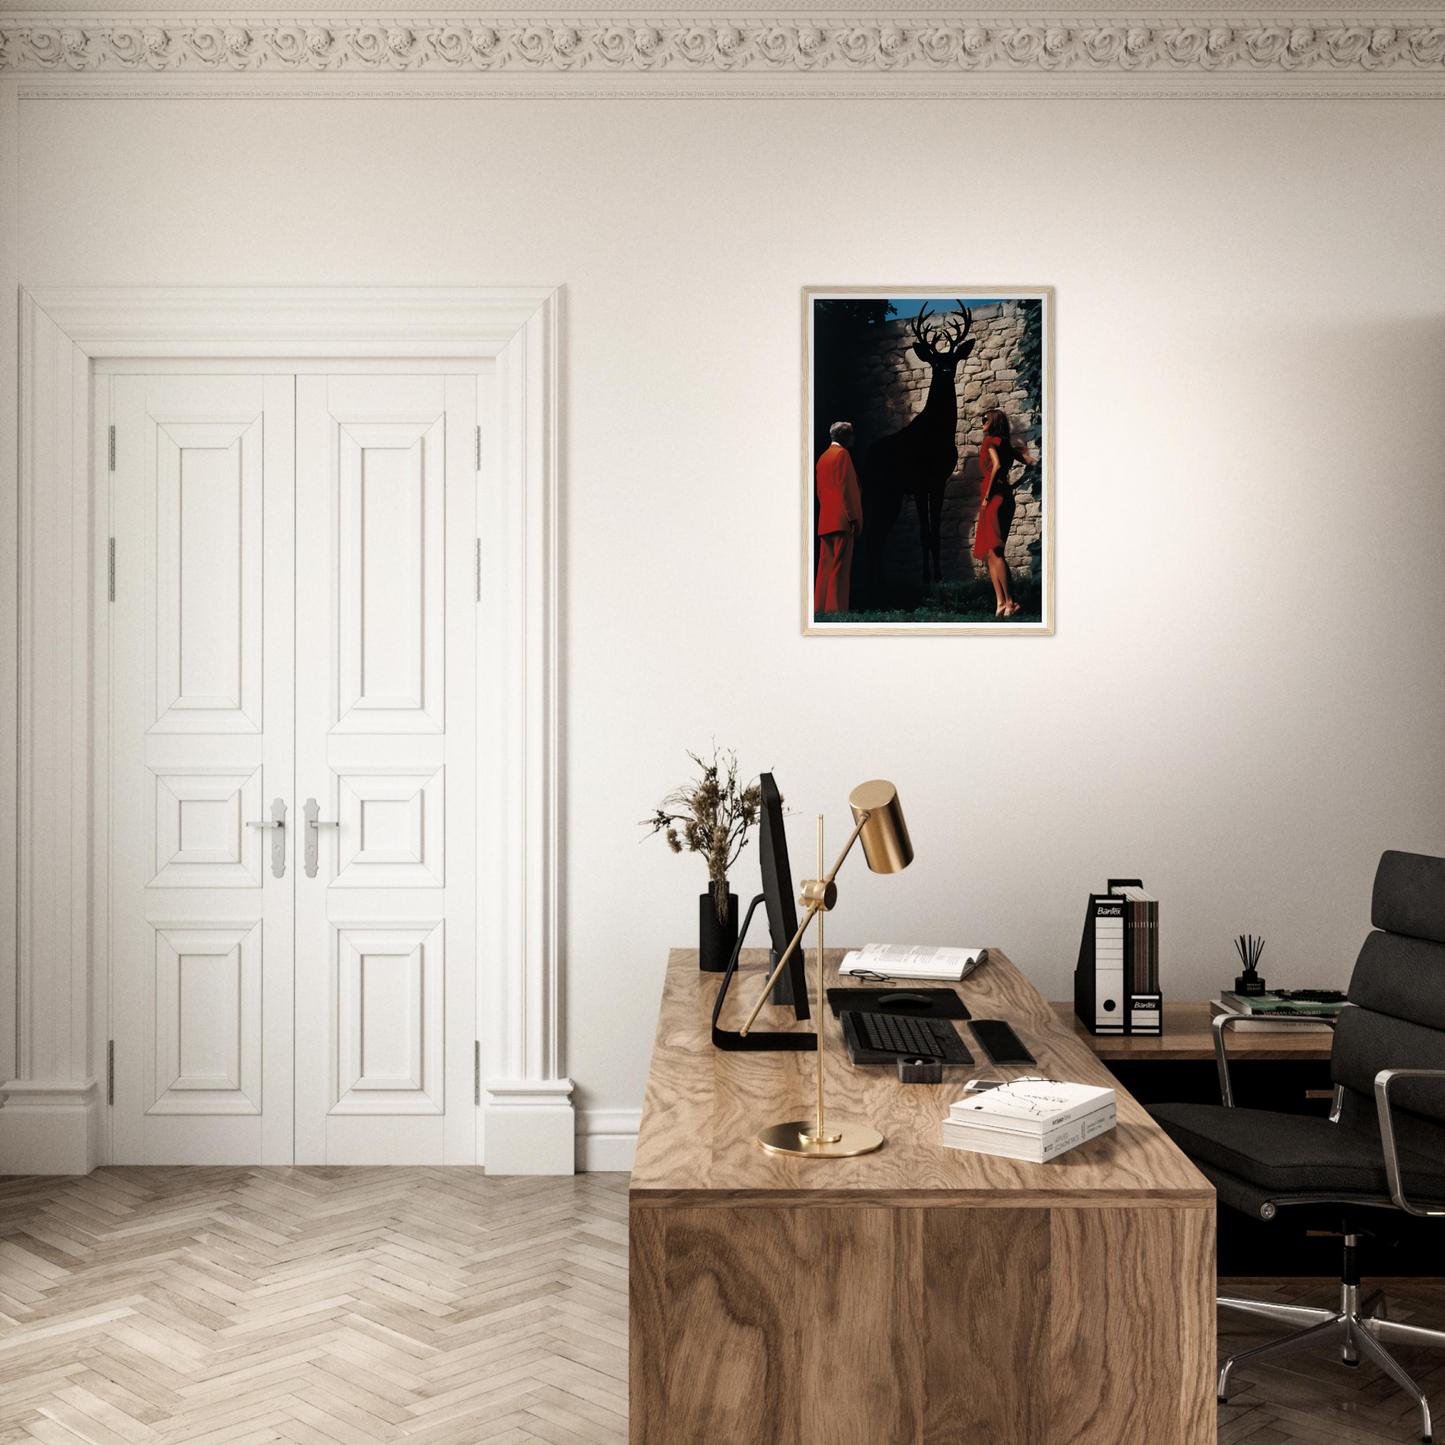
{"left": 1210, "top": 990, "right": 1344, "bottom": 1033}
{"left": 941, "top": 1078, "right": 1117, "bottom": 1163}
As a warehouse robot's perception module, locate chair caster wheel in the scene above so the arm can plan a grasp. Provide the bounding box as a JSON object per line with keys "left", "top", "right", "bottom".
{"left": 1343, "top": 1358, "right": 1360, "bottom": 1368}
{"left": 1217, "top": 1398, "right": 1227, "bottom": 1405}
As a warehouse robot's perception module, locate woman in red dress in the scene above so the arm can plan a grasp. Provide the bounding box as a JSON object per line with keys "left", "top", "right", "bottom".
{"left": 972, "top": 410, "right": 1033, "bottom": 618}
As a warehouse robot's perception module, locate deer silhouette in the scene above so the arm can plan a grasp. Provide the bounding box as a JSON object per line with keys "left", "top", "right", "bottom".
{"left": 862, "top": 303, "right": 975, "bottom": 594}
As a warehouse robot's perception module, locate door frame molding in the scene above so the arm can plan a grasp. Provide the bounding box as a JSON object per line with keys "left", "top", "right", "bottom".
{"left": 2, "top": 286, "right": 570, "bottom": 1174}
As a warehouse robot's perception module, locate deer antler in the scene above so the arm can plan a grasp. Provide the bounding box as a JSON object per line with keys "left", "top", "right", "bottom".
{"left": 909, "top": 302, "right": 974, "bottom": 365}
{"left": 909, "top": 303, "right": 938, "bottom": 363}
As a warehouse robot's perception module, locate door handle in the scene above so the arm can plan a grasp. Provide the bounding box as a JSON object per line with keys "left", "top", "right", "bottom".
{"left": 303, "top": 797, "right": 339, "bottom": 879}
{"left": 246, "top": 797, "right": 288, "bottom": 879}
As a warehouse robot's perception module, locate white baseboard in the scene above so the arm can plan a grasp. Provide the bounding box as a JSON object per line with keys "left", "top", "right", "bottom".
{"left": 483, "top": 1078, "right": 575, "bottom": 1175}
{"left": 0, "top": 1079, "right": 102, "bottom": 1175}
{"left": 576, "top": 1108, "right": 640, "bottom": 1173}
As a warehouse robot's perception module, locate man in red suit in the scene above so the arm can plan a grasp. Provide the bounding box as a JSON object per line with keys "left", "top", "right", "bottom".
{"left": 815, "top": 421, "right": 864, "bottom": 616}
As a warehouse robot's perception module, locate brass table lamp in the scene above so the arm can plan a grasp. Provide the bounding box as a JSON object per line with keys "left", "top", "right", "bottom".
{"left": 738, "top": 779, "right": 913, "bottom": 1158}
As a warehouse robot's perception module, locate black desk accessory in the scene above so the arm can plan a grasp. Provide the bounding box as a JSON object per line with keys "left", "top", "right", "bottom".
{"left": 896, "top": 1058, "right": 943, "bottom": 1083}
{"left": 1233, "top": 933, "right": 1267, "bottom": 996}
{"left": 839, "top": 1010, "right": 974, "bottom": 1066}
{"left": 711, "top": 893, "right": 816, "bottom": 1052}
{"left": 969, "top": 1019, "right": 1036, "bottom": 1066}
{"left": 826, "top": 987, "right": 970, "bottom": 1021}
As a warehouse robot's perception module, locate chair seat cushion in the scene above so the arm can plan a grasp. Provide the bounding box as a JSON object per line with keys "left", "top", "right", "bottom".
{"left": 1148, "top": 1102, "right": 1445, "bottom": 1198}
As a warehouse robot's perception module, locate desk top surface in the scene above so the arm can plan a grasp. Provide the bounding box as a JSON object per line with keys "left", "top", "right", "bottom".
{"left": 1053, "top": 1000, "right": 1335, "bottom": 1061}
{"left": 630, "top": 948, "right": 1213, "bottom": 1208}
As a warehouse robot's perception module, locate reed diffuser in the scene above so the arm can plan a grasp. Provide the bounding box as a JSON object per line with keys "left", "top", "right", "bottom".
{"left": 1234, "top": 934, "right": 1267, "bottom": 996}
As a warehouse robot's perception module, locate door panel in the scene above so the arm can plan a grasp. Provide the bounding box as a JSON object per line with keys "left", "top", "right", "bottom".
{"left": 110, "top": 375, "right": 295, "bottom": 1164}
{"left": 294, "top": 375, "right": 476, "bottom": 1164}
{"left": 336, "top": 421, "right": 445, "bottom": 732}
{"left": 152, "top": 422, "right": 264, "bottom": 731}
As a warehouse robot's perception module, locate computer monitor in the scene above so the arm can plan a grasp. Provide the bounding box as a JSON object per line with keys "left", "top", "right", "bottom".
{"left": 758, "top": 773, "right": 810, "bottom": 1020}
{"left": 709, "top": 771, "right": 815, "bottom": 1051}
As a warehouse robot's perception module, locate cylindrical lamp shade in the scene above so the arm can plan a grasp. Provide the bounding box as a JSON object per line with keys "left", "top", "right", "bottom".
{"left": 848, "top": 780, "right": 913, "bottom": 874}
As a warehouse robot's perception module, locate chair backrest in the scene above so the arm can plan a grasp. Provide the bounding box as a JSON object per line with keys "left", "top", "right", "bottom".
{"left": 1331, "top": 851, "right": 1445, "bottom": 1152}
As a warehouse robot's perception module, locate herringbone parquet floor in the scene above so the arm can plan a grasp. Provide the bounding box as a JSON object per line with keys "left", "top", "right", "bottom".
{"left": 2, "top": 1168, "right": 1444, "bottom": 1444}
{"left": 1218, "top": 1276, "right": 1445, "bottom": 1445}
{"left": 0, "top": 1168, "right": 628, "bottom": 1445}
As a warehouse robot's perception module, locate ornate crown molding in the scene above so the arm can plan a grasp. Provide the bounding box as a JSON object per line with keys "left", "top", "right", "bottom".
{"left": 2, "top": 12, "right": 1444, "bottom": 85}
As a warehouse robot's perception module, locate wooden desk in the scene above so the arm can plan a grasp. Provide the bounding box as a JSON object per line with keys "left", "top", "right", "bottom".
{"left": 1052, "top": 1000, "right": 1334, "bottom": 1061}
{"left": 631, "top": 949, "right": 1215, "bottom": 1445}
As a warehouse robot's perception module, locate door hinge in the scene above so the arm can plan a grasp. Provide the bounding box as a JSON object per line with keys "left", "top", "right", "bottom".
{"left": 107, "top": 1040, "right": 115, "bottom": 1105}
{"left": 474, "top": 1041, "right": 481, "bottom": 1106}
{"left": 108, "top": 538, "right": 116, "bottom": 602}
{"left": 108, "top": 425, "right": 116, "bottom": 472}
{"left": 475, "top": 425, "right": 482, "bottom": 472}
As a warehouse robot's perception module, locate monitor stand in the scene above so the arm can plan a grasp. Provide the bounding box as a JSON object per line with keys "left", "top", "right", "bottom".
{"left": 711, "top": 894, "right": 816, "bottom": 1052}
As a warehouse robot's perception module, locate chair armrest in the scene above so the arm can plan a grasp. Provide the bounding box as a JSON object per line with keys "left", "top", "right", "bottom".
{"left": 1212, "top": 1011, "right": 1337, "bottom": 1108}
{"left": 1374, "top": 1068, "right": 1445, "bottom": 1217}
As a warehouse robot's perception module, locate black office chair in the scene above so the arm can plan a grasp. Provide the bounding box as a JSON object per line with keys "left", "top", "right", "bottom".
{"left": 1149, "top": 849, "right": 1445, "bottom": 1444}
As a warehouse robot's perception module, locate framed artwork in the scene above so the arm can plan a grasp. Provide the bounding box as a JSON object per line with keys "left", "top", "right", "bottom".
{"left": 804, "top": 286, "right": 1054, "bottom": 636}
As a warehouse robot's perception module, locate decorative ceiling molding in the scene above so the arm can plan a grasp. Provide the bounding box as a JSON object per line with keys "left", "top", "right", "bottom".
{"left": 3, "top": 12, "right": 1444, "bottom": 90}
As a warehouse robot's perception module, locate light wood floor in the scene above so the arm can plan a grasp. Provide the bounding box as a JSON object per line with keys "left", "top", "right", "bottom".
{"left": 0, "top": 1168, "right": 628, "bottom": 1445}
{"left": 1, "top": 1169, "right": 1442, "bottom": 1444}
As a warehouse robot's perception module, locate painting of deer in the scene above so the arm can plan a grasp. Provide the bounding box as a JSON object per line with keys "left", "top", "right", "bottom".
{"left": 805, "top": 287, "right": 1053, "bottom": 634}
{"left": 862, "top": 302, "right": 974, "bottom": 596}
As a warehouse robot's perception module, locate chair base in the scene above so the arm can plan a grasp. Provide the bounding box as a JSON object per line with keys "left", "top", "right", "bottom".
{"left": 1219, "top": 1274, "right": 1445, "bottom": 1443}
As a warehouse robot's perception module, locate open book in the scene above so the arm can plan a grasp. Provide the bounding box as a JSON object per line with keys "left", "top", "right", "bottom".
{"left": 839, "top": 943, "right": 987, "bottom": 982}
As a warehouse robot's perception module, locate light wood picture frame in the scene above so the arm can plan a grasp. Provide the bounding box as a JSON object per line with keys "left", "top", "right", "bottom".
{"left": 804, "top": 286, "right": 1054, "bottom": 636}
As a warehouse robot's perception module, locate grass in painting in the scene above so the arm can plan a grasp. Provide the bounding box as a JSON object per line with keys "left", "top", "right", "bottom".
{"left": 819, "top": 578, "right": 1043, "bottom": 627}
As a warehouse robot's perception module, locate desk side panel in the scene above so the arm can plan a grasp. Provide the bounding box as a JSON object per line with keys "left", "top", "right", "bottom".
{"left": 639, "top": 1203, "right": 803, "bottom": 1445}
{"left": 1048, "top": 1205, "right": 1216, "bottom": 1445}
{"left": 922, "top": 1207, "right": 1051, "bottom": 1445}
{"left": 630, "top": 1199, "right": 1212, "bottom": 1445}
{"left": 629, "top": 1205, "right": 667, "bottom": 1445}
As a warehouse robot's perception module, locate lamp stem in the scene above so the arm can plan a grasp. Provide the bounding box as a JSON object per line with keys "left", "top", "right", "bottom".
{"left": 816, "top": 814, "right": 826, "bottom": 1143}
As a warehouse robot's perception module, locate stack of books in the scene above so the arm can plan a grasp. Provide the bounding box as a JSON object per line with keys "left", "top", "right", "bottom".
{"left": 1210, "top": 990, "right": 1345, "bottom": 1033}
{"left": 941, "top": 1079, "right": 1117, "bottom": 1163}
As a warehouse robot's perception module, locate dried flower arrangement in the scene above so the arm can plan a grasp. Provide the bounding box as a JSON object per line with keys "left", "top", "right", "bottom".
{"left": 643, "top": 746, "right": 763, "bottom": 922}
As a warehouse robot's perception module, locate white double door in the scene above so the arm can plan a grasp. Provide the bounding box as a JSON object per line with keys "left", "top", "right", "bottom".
{"left": 109, "top": 371, "right": 478, "bottom": 1164}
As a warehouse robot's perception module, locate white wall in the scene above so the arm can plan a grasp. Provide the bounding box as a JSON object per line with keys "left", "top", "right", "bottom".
{"left": 17, "top": 95, "right": 1445, "bottom": 1148}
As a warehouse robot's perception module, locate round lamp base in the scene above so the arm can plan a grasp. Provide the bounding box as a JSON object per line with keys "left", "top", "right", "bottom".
{"left": 756, "top": 1119, "right": 885, "bottom": 1158}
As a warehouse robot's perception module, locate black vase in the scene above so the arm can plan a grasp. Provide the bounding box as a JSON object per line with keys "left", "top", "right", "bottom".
{"left": 699, "top": 885, "right": 739, "bottom": 972}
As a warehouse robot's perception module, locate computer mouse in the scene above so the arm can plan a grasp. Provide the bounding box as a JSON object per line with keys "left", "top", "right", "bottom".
{"left": 879, "top": 992, "right": 932, "bottom": 1010}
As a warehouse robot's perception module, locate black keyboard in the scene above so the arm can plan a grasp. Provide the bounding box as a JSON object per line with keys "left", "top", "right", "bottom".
{"left": 842, "top": 1010, "right": 974, "bottom": 1065}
